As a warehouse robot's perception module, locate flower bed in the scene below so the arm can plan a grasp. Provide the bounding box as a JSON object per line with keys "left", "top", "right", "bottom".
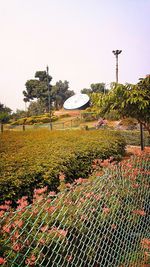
{"left": 0, "top": 154, "right": 149, "bottom": 266}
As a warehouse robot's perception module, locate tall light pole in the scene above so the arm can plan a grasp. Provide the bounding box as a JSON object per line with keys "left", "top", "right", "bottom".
{"left": 112, "top": 50, "right": 122, "bottom": 83}
{"left": 46, "top": 66, "right": 52, "bottom": 130}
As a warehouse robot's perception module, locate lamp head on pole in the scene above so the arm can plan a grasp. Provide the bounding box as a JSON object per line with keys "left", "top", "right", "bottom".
{"left": 112, "top": 50, "right": 122, "bottom": 56}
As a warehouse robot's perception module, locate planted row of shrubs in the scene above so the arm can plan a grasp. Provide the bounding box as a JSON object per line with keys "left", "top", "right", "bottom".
{"left": 0, "top": 130, "right": 126, "bottom": 204}
{"left": 11, "top": 114, "right": 59, "bottom": 125}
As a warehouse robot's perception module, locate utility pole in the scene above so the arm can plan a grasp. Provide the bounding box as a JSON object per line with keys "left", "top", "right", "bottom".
{"left": 112, "top": 50, "right": 122, "bottom": 83}
{"left": 46, "top": 66, "right": 52, "bottom": 130}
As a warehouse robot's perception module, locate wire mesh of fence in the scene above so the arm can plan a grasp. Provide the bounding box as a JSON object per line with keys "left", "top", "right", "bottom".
{"left": 0, "top": 154, "right": 149, "bottom": 267}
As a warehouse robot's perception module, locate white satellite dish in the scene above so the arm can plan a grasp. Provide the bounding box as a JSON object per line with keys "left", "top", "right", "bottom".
{"left": 63, "top": 94, "right": 90, "bottom": 110}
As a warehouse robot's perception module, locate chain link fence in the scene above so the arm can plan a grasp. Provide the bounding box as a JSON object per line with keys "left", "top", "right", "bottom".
{"left": 0, "top": 154, "right": 150, "bottom": 266}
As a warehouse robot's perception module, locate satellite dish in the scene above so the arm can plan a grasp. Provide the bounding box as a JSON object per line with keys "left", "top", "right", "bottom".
{"left": 63, "top": 94, "right": 90, "bottom": 110}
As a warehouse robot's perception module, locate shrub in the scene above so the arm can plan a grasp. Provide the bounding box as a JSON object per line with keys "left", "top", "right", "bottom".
{"left": 58, "top": 113, "right": 71, "bottom": 119}
{"left": 0, "top": 130, "right": 125, "bottom": 204}
{"left": 11, "top": 115, "right": 58, "bottom": 125}
{"left": 81, "top": 111, "right": 98, "bottom": 122}
{"left": 0, "top": 154, "right": 149, "bottom": 266}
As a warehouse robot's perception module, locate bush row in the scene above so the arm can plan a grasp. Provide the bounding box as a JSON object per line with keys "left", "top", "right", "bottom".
{"left": 11, "top": 114, "right": 58, "bottom": 125}
{"left": 0, "top": 130, "right": 126, "bottom": 204}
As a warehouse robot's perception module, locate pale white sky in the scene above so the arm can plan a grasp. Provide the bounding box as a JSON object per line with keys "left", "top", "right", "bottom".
{"left": 0, "top": 0, "right": 150, "bottom": 111}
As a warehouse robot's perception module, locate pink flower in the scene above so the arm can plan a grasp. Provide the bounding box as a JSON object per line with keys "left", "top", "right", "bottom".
{"left": 65, "top": 183, "right": 71, "bottom": 188}
{"left": 39, "top": 238, "right": 45, "bottom": 244}
{"left": 0, "top": 204, "right": 9, "bottom": 210}
{"left": 74, "top": 178, "right": 88, "bottom": 184}
{"left": 5, "top": 200, "right": 12, "bottom": 205}
{"left": 0, "top": 257, "right": 6, "bottom": 265}
{"left": 25, "top": 255, "right": 36, "bottom": 266}
{"left": 141, "top": 238, "right": 150, "bottom": 249}
{"left": 102, "top": 207, "right": 110, "bottom": 214}
{"left": 132, "top": 210, "right": 146, "bottom": 216}
{"left": 57, "top": 229, "right": 68, "bottom": 237}
{"left": 66, "top": 255, "right": 73, "bottom": 262}
{"left": 48, "top": 191, "right": 56, "bottom": 196}
{"left": 13, "top": 220, "right": 24, "bottom": 228}
{"left": 45, "top": 206, "right": 56, "bottom": 213}
{"left": 2, "top": 225, "right": 11, "bottom": 233}
{"left": 41, "top": 225, "right": 48, "bottom": 232}
{"left": 13, "top": 243, "right": 22, "bottom": 251}
{"left": 0, "top": 211, "right": 4, "bottom": 217}
{"left": 132, "top": 183, "right": 139, "bottom": 189}
{"left": 34, "top": 186, "right": 48, "bottom": 195}
{"left": 17, "top": 196, "right": 28, "bottom": 210}
{"left": 111, "top": 224, "right": 117, "bottom": 230}
{"left": 59, "top": 172, "right": 65, "bottom": 181}
{"left": 49, "top": 227, "right": 68, "bottom": 238}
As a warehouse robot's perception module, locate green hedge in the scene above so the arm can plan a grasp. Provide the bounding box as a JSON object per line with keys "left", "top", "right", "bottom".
{"left": 11, "top": 115, "right": 58, "bottom": 125}
{"left": 0, "top": 130, "right": 126, "bottom": 204}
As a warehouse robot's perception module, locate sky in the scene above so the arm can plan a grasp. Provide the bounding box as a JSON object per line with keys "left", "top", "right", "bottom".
{"left": 0, "top": 0, "right": 150, "bottom": 111}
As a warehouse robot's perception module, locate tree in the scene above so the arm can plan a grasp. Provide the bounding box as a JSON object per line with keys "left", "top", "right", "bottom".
{"left": 52, "top": 80, "right": 74, "bottom": 110}
{"left": 27, "top": 100, "right": 46, "bottom": 116}
{"left": 100, "top": 76, "right": 150, "bottom": 133}
{"left": 23, "top": 71, "right": 52, "bottom": 112}
{"left": 81, "top": 83, "right": 108, "bottom": 95}
{"left": 0, "top": 103, "right": 12, "bottom": 124}
{"left": 81, "top": 88, "right": 92, "bottom": 95}
{"left": 23, "top": 71, "right": 74, "bottom": 111}
{"left": 91, "top": 83, "right": 107, "bottom": 94}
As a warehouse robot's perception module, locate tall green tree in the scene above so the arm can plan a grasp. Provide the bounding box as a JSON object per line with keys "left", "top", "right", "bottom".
{"left": 52, "top": 80, "right": 74, "bottom": 110}
{"left": 100, "top": 76, "right": 150, "bottom": 133}
{"left": 23, "top": 71, "right": 52, "bottom": 112}
{"left": 23, "top": 71, "right": 74, "bottom": 111}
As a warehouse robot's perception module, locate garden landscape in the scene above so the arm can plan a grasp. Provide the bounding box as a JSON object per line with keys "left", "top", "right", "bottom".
{"left": 0, "top": 1, "right": 150, "bottom": 266}
{"left": 0, "top": 73, "right": 150, "bottom": 267}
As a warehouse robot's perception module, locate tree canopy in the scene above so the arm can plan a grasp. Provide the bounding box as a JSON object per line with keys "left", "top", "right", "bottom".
{"left": 0, "top": 103, "right": 12, "bottom": 123}
{"left": 23, "top": 71, "right": 74, "bottom": 112}
{"left": 81, "top": 83, "right": 108, "bottom": 94}
{"left": 98, "top": 76, "right": 150, "bottom": 133}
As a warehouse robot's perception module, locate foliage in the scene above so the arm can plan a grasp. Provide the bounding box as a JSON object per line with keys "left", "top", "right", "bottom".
{"left": 27, "top": 100, "right": 46, "bottom": 116}
{"left": 118, "top": 130, "right": 150, "bottom": 146}
{"left": 58, "top": 113, "right": 71, "bottom": 118}
{"left": 0, "top": 103, "right": 11, "bottom": 114}
{"left": 81, "top": 83, "right": 108, "bottom": 94}
{"left": 0, "top": 154, "right": 149, "bottom": 266}
{"left": 51, "top": 80, "right": 74, "bottom": 110}
{"left": 0, "top": 130, "right": 125, "bottom": 204}
{"left": 116, "top": 118, "right": 139, "bottom": 130}
{"left": 11, "top": 109, "right": 27, "bottom": 121}
{"left": 11, "top": 114, "right": 58, "bottom": 125}
{"left": 23, "top": 71, "right": 74, "bottom": 111}
{"left": 104, "top": 110, "right": 121, "bottom": 121}
{"left": 0, "top": 103, "right": 11, "bottom": 124}
{"left": 0, "top": 112, "right": 10, "bottom": 124}
{"left": 81, "top": 111, "right": 98, "bottom": 122}
{"left": 100, "top": 76, "right": 150, "bottom": 133}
